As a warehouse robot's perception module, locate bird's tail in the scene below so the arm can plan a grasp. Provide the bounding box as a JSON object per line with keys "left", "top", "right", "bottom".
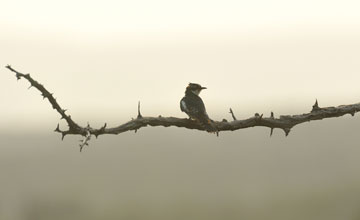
{"left": 198, "top": 116, "right": 217, "bottom": 133}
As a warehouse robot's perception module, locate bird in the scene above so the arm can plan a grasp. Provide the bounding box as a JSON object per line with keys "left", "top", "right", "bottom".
{"left": 180, "top": 83, "right": 217, "bottom": 132}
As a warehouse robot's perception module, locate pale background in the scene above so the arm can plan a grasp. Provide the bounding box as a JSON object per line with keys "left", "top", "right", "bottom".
{"left": 1, "top": 0, "right": 360, "bottom": 219}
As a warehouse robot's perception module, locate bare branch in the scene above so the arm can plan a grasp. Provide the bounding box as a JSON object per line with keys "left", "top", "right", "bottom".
{"left": 6, "top": 65, "right": 85, "bottom": 139}
{"left": 6, "top": 66, "right": 360, "bottom": 149}
{"left": 79, "top": 130, "right": 91, "bottom": 152}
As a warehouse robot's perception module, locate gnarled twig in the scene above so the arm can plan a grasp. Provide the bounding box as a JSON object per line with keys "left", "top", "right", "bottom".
{"left": 6, "top": 65, "right": 360, "bottom": 150}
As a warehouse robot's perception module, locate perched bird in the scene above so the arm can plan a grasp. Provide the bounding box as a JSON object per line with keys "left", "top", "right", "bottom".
{"left": 180, "top": 83, "right": 217, "bottom": 132}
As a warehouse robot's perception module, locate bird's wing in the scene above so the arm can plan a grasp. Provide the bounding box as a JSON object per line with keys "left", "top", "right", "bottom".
{"left": 180, "top": 95, "right": 215, "bottom": 132}
{"left": 180, "top": 98, "right": 187, "bottom": 112}
{"left": 180, "top": 96, "right": 207, "bottom": 117}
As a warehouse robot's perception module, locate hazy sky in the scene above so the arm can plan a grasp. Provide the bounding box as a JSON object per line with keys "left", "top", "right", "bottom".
{"left": 1, "top": 0, "right": 360, "bottom": 131}
{"left": 2, "top": 2, "right": 360, "bottom": 219}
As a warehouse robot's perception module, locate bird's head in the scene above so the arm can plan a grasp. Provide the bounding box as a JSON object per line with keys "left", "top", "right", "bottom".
{"left": 186, "top": 83, "right": 207, "bottom": 96}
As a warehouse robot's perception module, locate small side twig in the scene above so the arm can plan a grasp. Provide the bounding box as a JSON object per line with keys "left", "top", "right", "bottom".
{"left": 229, "top": 108, "right": 237, "bottom": 121}
{"left": 79, "top": 130, "right": 91, "bottom": 152}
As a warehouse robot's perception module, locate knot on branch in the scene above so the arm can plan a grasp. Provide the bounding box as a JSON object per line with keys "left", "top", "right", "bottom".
{"left": 254, "top": 113, "right": 263, "bottom": 122}
{"left": 350, "top": 110, "right": 357, "bottom": 117}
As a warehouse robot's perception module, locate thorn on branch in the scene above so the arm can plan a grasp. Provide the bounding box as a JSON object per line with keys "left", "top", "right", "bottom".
{"left": 270, "top": 111, "right": 274, "bottom": 119}
{"left": 95, "top": 123, "right": 107, "bottom": 138}
{"left": 229, "top": 108, "right": 237, "bottom": 121}
{"left": 137, "top": 101, "right": 142, "bottom": 119}
{"left": 312, "top": 99, "right": 320, "bottom": 112}
{"left": 283, "top": 128, "right": 291, "bottom": 136}
{"left": 61, "top": 132, "right": 66, "bottom": 140}
{"left": 101, "top": 123, "right": 107, "bottom": 131}
{"left": 54, "top": 123, "right": 61, "bottom": 132}
{"left": 270, "top": 128, "right": 274, "bottom": 137}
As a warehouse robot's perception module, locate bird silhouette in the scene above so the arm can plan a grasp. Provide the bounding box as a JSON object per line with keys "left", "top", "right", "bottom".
{"left": 180, "top": 83, "right": 217, "bottom": 132}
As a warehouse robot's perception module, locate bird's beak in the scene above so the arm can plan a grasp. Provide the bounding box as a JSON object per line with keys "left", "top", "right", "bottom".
{"left": 201, "top": 87, "right": 207, "bottom": 90}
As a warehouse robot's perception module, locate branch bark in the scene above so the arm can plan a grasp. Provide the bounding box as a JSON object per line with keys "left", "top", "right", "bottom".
{"left": 6, "top": 65, "right": 360, "bottom": 150}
